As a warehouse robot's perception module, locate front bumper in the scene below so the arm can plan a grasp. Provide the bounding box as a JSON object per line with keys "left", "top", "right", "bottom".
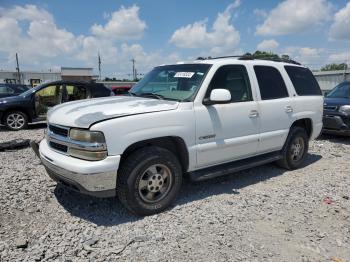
{"left": 323, "top": 114, "right": 350, "bottom": 135}
{"left": 38, "top": 139, "right": 120, "bottom": 197}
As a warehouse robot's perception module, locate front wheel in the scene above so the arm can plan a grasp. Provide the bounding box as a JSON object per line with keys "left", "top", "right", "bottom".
{"left": 276, "top": 127, "right": 309, "bottom": 170}
{"left": 4, "top": 111, "right": 28, "bottom": 131}
{"left": 117, "top": 146, "right": 182, "bottom": 216}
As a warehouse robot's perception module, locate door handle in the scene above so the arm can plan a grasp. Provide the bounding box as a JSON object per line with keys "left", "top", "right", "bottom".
{"left": 285, "top": 105, "right": 293, "bottom": 113}
{"left": 249, "top": 110, "right": 259, "bottom": 118}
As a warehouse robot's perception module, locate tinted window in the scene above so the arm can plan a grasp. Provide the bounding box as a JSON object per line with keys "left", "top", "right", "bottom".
{"left": 207, "top": 65, "right": 252, "bottom": 102}
{"left": 285, "top": 66, "right": 322, "bottom": 96}
{"left": 254, "top": 66, "right": 289, "bottom": 100}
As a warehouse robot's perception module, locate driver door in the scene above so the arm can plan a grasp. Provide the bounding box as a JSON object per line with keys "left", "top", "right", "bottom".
{"left": 194, "top": 65, "right": 260, "bottom": 168}
{"left": 35, "top": 84, "right": 63, "bottom": 119}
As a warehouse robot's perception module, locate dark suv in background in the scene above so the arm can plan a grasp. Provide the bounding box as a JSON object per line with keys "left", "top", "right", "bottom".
{"left": 323, "top": 81, "right": 350, "bottom": 135}
{"left": 0, "top": 80, "right": 112, "bottom": 130}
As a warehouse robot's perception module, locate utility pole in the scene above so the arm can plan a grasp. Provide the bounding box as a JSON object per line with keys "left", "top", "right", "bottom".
{"left": 15, "top": 53, "right": 21, "bottom": 84}
{"left": 343, "top": 60, "right": 347, "bottom": 82}
{"left": 98, "top": 52, "right": 101, "bottom": 80}
{"left": 131, "top": 58, "right": 136, "bottom": 80}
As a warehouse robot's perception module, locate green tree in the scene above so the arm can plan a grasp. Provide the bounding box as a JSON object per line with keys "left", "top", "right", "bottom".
{"left": 243, "top": 51, "right": 291, "bottom": 61}
{"left": 321, "top": 63, "right": 348, "bottom": 71}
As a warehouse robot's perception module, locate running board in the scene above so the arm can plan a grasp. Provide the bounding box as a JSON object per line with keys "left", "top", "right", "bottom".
{"left": 189, "top": 151, "right": 282, "bottom": 182}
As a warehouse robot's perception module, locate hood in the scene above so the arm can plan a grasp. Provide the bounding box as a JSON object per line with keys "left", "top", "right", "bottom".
{"left": 48, "top": 96, "right": 179, "bottom": 128}
{"left": 324, "top": 97, "right": 350, "bottom": 107}
{"left": 0, "top": 95, "right": 27, "bottom": 105}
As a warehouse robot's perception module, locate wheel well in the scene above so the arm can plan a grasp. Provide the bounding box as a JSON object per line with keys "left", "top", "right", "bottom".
{"left": 1, "top": 108, "right": 31, "bottom": 124}
{"left": 291, "top": 118, "right": 312, "bottom": 138}
{"left": 120, "top": 137, "right": 189, "bottom": 172}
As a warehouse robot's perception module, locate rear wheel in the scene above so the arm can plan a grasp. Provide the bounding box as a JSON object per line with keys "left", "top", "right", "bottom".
{"left": 4, "top": 111, "right": 28, "bottom": 131}
{"left": 117, "top": 146, "right": 182, "bottom": 216}
{"left": 276, "top": 127, "right": 309, "bottom": 170}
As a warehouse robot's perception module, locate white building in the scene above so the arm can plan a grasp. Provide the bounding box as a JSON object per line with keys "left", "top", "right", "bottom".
{"left": 0, "top": 67, "right": 95, "bottom": 86}
{"left": 313, "top": 70, "right": 350, "bottom": 91}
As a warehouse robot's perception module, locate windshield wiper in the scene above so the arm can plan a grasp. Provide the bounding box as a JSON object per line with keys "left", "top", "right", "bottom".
{"left": 138, "top": 93, "right": 165, "bottom": 100}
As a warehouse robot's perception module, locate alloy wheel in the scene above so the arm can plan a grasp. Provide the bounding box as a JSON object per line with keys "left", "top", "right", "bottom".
{"left": 138, "top": 164, "right": 173, "bottom": 203}
{"left": 6, "top": 113, "right": 25, "bottom": 130}
{"left": 290, "top": 137, "right": 305, "bottom": 162}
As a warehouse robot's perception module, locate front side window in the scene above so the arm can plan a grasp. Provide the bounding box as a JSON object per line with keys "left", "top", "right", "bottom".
{"left": 206, "top": 65, "right": 253, "bottom": 102}
{"left": 35, "top": 85, "right": 63, "bottom": 116}
{"left": 284, "top": 66, "right": 322, "bottom": 96}
{"left": 326, "top": 83, "right": 350, "bottom": 98}
{"left": 131, "top": 64, "right": 212, "bottom": 101}
{"left": 254, "top": 66, "right": 289, "bottom": 100}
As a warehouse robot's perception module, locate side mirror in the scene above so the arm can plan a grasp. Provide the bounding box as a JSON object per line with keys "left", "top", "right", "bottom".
{"left": 324, "top": 91, "right": 329, "bottom": 96}
{"left": 203, "top": 89, "right": 231, "bottom": 105}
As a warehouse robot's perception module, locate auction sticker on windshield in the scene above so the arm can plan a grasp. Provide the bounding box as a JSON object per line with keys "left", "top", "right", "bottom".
{"left": 174, "top": 72, "right": 195, "bottom": 78}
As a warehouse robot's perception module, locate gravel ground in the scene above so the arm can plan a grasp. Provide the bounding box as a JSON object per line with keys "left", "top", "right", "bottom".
{"left": 0, "top": 124, "right": 349, "bottom": 262}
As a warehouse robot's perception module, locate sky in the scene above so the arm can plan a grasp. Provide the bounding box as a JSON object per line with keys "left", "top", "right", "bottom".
{"left": 0, "top": 0, "right": 350, "bottom": 78}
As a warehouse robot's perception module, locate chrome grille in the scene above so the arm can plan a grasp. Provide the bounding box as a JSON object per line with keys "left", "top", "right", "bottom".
{"left": 49, "top": 124, "right": 69, "bottom": 137}
{"left": 47, "top": 124, "right": 70, "bottom": 153}
{"left": 47, "top": 123, "right": 107, "bottom": 155}
{"left": 49, "top": 141, "right": 68, "bottom": 153}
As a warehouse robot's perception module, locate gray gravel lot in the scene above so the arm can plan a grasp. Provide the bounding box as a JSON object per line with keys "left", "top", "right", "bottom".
{"left": 0, "top": 124, "right": 349, "bottom": 261}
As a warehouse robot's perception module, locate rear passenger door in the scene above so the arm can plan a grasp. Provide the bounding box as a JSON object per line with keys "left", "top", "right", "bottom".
{"left": 253, "top": 65, "right": 294, "bottom": 153}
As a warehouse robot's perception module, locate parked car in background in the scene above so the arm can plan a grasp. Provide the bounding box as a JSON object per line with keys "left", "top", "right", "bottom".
{"left": 323, "top": 81, "right": 350, "bottom": 135}
{"left": 0, "top": 83, "right": 31, "bottom": 98}
{"left": 34, "top": 56, "right": 323, "bottom": 215}
{"left": 111, "top": 85, "right": 132, "bottom": 96}
{"left": 0, "top": 80, "right": 112, "bottom": 130}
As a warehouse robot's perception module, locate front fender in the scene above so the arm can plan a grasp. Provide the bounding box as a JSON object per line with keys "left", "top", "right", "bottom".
{"left": 90, "top": 107, "right": 197, "bottom": 171}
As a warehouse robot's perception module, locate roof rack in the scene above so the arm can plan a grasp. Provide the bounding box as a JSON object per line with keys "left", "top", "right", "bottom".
{"left": 196, "top": 54, "right": 301, "bottom": 65}
{"left": 196, "top": 55, "right": 243, "bottom": 60}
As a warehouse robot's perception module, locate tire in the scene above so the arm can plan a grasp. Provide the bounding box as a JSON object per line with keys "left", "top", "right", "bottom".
{"left": 276, "top": 127, "right": 309, "bottom": 170}
{"left": 4, "top": 111, "right": 28, "bottom": 131}
{"left": 117, "top": 146, "right": 183, "bottom": 216}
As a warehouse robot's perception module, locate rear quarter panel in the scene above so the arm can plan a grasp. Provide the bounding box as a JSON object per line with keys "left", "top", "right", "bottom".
{"left": 291, "top": 96, "right": 324, "bottom": 139}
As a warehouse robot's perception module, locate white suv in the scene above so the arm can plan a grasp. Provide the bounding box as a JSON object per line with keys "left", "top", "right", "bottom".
{"left": 34, "top": 56, "right": 323, "bottom": 215}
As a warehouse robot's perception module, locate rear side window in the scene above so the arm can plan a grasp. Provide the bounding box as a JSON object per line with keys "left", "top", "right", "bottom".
{"left": 284, "top": 66, "right": 322, "bottom": 96}
{"left": 254, "top": 66, "right": 289, "bottom": 100}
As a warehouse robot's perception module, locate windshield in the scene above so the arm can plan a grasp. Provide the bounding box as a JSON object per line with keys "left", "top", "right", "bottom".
{"left": 326, "top": 83, "right": 350, "bottom": 98}
{"left": 130, "top": 64, "right": 212, "bottom": 101}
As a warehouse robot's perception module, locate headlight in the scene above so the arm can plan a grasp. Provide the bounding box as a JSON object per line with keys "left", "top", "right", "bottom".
{"left": 69, "top": 129, "right": 107, "bottom": 161}
{"left": 339, "top": 105, "right": 350, "bottom": 114}
{"left": 69, "top": 129, "right": 105, "bottom": 143}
